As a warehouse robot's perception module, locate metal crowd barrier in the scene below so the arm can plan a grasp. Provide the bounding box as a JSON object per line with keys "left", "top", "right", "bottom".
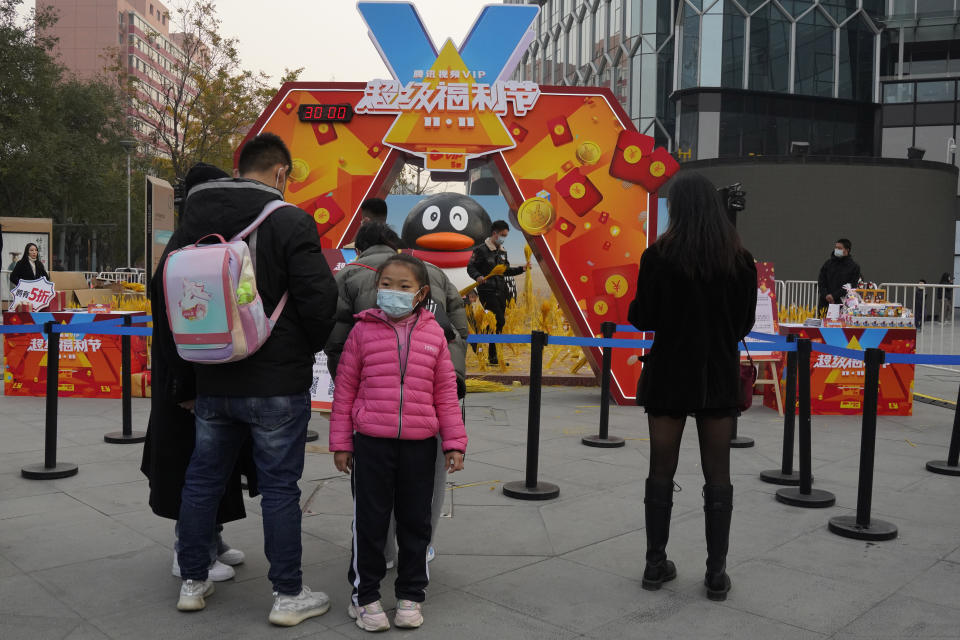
{"left": 464, "top": 328, "right": 960, "bottom": 544}
{"left": 4, "top": 318, "right": 958, "bottom": 542}
{"left": 0, "top": 317, "right": 152, "bottom": 479}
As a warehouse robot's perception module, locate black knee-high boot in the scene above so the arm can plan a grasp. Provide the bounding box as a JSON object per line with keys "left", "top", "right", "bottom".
{"left": 642, "top": 478, "right": 677, "bottom": 590}
{"left": 703, "top": 483, "right": 733, "bottom": 601}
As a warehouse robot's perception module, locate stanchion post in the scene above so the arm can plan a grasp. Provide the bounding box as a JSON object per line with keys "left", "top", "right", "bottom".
{"left": 503, "top": 331, "right": 559, "bottom": 500}
{"left": 761, "top": 334, "right": 801, "bottom": 485}
{"left": 775, "top": 338, "right": 835, "bottom": 507}
{"left": 583, "top": 321, "right": 625, "bottom": 448}
{"left": 925, "top": 382, "right": 960, "bottom": 476}
{"left": 22, "top": 322, "right": 78, "bottom": 479}
{"left": 105, "top": 316, "right": 146, "bottom": 444}
{"left": 829, "top": 348, "right": 898, "bottom": 540}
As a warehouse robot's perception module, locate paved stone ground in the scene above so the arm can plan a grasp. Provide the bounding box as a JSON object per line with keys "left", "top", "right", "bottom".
{"left": 1, "top": 382, "right": 959, "bottom": 639}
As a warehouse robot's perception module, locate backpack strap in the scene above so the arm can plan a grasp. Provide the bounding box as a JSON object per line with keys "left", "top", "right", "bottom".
{"left": 233, "top": 199, "right": 291, "bottom": 327}
{"left": 231, "top": 199, "right": 289, "bottom": 241}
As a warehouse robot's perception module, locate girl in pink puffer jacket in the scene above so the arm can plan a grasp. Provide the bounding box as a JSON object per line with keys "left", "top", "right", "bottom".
{"left": 330, "top": 254, "right": 467, "bottom": 633}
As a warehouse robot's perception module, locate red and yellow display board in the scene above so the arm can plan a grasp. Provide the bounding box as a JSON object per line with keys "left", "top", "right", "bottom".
{"left": 3, "top": 311, "right": 148, "bottom": 399}
{"left": 239, "top": 3, "right": 680, "bottom": 404}
{"left": 763, "top": 325, "right": 915, "bottom": 416}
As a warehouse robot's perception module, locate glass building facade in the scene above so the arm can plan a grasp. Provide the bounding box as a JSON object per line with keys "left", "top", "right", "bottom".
{"left": 511, "top": 0, "right": 890, "bottom": 161}
{"left": 878, "top": 2, "right": 960, "bottom": 166}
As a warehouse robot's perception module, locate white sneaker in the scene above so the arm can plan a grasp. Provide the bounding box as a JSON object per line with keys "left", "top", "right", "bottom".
{"left": 394, "top": 599, "right": 424, "bottom": 628}
{"left": 268, "top": 586, "right": 330, "bottom": 627}
{"left": 348, "top": 600, "right": 390, "bottom": 632}
{"left": 172, "top": 553, "right": 235, "bottom": 582}
{"left": 427, "top": 546, "right": 436, "bottom": 563}
{"left": 385, "top": 559, "right": 395, "bottom": 570}
{"left": 217, "top": 547, "right": 245, "bottom": 566}
{"left": 177, "top": 579, "right": 214, "bottom": 612}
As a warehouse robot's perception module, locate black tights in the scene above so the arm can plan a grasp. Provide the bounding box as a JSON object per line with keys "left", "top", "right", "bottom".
{"left": 647, "top": 414, "right": 735, "bottom": 486}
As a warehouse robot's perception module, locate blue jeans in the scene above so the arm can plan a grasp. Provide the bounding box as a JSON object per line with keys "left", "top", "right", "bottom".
{"left": 174, "top": 522, "right": 221, "bottom": 566}
{"left": 177, "top": 393, "right": 310, "bottom": 595}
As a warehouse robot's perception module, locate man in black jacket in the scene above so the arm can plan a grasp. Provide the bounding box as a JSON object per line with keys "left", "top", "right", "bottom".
{"left": 172, "top": 134, "right": 338, "bottom": 627}
{"left": 817, "top": 238, "right": 861, "bottom": 313}
{"left": 466, "top": 220, "right": 527, "bottom": 365}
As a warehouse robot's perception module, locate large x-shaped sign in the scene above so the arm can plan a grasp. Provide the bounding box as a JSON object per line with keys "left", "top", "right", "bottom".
{"left": 357, "top": 2, "right": 539, "bottom": 83}
{"left": 356, "top": 2, "right": 541, "bottom": 171}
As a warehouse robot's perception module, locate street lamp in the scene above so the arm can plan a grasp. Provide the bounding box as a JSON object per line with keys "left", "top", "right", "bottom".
{"left": 120, "top": 139, "right": 137, "bottom": 269}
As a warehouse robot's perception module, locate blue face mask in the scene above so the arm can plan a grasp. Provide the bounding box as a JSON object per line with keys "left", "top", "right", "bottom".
{"left": 377, "top": 288, "right": 421, "bottom": 318}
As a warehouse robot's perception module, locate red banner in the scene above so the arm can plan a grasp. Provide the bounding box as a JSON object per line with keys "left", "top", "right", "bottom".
{"left": 764, "top": 325, "right": 915, "bottom": 416}
{"left": 3, "top": 311, "right": 148, "bottom": 399}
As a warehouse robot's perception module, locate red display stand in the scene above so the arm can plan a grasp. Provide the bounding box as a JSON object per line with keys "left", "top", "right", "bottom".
{"left": 764, "top": 324, "right": 915, "bottom": 416}
{"left": 3, "top": 311, "right": 148, "bottom": 399}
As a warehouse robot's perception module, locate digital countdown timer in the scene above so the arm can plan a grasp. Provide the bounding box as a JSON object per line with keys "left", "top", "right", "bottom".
{"left": 298, "top": 104, "right": 354, "bottom": 123}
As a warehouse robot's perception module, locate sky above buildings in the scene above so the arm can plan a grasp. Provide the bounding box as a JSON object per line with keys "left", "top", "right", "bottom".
{"left": 220, "top": 0, "right": 498, "bottom": 85}
{"left": 20, "top": 1, "right": 502, "bottom": 85}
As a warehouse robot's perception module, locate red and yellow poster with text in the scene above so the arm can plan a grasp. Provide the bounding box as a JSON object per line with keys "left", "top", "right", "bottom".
{"left": 3, "top": 311, "right": 148, "bottom": 399}
{"left": 764, "top": 326, "right": 915, "bottom": 416}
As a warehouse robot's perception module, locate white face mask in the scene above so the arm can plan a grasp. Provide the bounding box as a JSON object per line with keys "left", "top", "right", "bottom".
{"left": 274, "top": 167, "right": 286, "bottom": 194}
{"left": 833, "top": 248, "right": 845, "bottom": 258}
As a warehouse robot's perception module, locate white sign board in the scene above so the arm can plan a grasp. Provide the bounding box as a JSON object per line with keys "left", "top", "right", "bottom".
{"left": 310, "top": 352, "right": 334, "bottom": 411}
{"left": 745, "top": 288, "right": 777, "bottom": 356}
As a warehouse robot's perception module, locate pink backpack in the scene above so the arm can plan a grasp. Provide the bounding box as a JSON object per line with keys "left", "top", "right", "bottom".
{"left": 163, "top": 200, "right": 289, "bottom": 364}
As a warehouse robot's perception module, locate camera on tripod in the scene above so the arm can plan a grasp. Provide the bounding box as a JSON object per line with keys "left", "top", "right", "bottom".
{"left": 717, "top": 182, "right": 746, "bottom": 224}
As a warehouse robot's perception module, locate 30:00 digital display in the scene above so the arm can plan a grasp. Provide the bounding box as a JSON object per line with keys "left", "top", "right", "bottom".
{"left": 298, "top": 104, "right": 354, "bottom": 123}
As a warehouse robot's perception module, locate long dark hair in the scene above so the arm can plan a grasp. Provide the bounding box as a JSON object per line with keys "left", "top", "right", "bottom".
{"left": 18, "top": 243, "right": 41, "bottom": 266}
{"left": 657, "top": 172, "right": 743, "bottom": 279}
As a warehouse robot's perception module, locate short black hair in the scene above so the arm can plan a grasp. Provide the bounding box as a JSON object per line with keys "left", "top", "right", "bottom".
{"left": 355, "top": 222, "right": 401, "bottom": 252}
{"left": 491, "top": 220, "right": 510, "bottom": 234}
{"left": 237, "top": 133, "right": 292, "bottom": 176}
{"left": 837, "top": 238, "right": 852, "bottom": 252}
{"left": 359, "top": 198, "right": 388, "bottom": 223}
{"left": 376, "top": 253, "right": 429, "bottom": 292}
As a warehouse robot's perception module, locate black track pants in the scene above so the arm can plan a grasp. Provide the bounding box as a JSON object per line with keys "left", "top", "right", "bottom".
{"left": 348, "top": 433, "right": 437, "bottom": 605}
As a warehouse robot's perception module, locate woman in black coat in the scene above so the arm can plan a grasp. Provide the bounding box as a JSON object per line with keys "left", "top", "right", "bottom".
{"left": 140, "top": 163, "right": 257, "bottom": 581}
{"left": 628, "top": 171, "right": 757, "bottom": 602}
{"left": 9, "top": 243, "right": 49, "bottom": 286}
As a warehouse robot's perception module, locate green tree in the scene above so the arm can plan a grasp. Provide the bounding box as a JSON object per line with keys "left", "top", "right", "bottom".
{"left": 0, "top": 0, "right": 132, "bottom": 270}
{"left": 111, "top": 0, "right": 302, "bottom": 182}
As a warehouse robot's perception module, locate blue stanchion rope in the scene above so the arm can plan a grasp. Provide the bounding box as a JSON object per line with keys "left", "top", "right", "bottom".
{"left": 0, "top": 324, "right": 44, "bottom": 334}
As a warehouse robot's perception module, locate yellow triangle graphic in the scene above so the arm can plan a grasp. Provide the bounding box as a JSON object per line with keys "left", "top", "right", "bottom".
{"left": 847, "top": 335, "right": 863, "bottom": 350}
{"left": 384, "top": 39, "right": 514, "bottom": 166}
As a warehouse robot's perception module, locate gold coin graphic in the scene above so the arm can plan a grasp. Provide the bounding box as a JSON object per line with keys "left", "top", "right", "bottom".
{"left": 593, "top": 300, "right": 609, "bottom": 315}
{"left": 623, "top": 144, "right": 642, "bottom": 164}
{"left": 604, "top": 274, "right": 629, "bottom": 298}
{"left": 318, "top": 124, "right": 329, "bottom": 134}
{"left": 576, "top": 141, "right": 601, "bottom": 165}
{"left": 553, "top": 124, "right": 566, "bottom": 136}
{"left": 569, "top": 182, "right": 586, "bottom": 199}
{"left": 517, "top": 197, "right": 556, "bottom": 236}
{"left": 314, "top": 208, "right": 330, "bottom": 224}
{"left": 650, "top": 161, "right": 666, "bottom": 177}
{"left": 290, "top": 158, "right": 309, "bottom": 182}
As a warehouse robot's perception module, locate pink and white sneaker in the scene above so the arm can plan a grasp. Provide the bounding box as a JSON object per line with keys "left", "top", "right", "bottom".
{"left": 394, "top": 599, "right": 424, "bottom": 628}
{"left": 348, "top": 599, "right": 390, "bottom": 632}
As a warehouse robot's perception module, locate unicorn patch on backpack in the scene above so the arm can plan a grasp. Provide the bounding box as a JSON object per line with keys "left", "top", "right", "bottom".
{"left": 180, "top": 280, "right": 212, "bottom": 321}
